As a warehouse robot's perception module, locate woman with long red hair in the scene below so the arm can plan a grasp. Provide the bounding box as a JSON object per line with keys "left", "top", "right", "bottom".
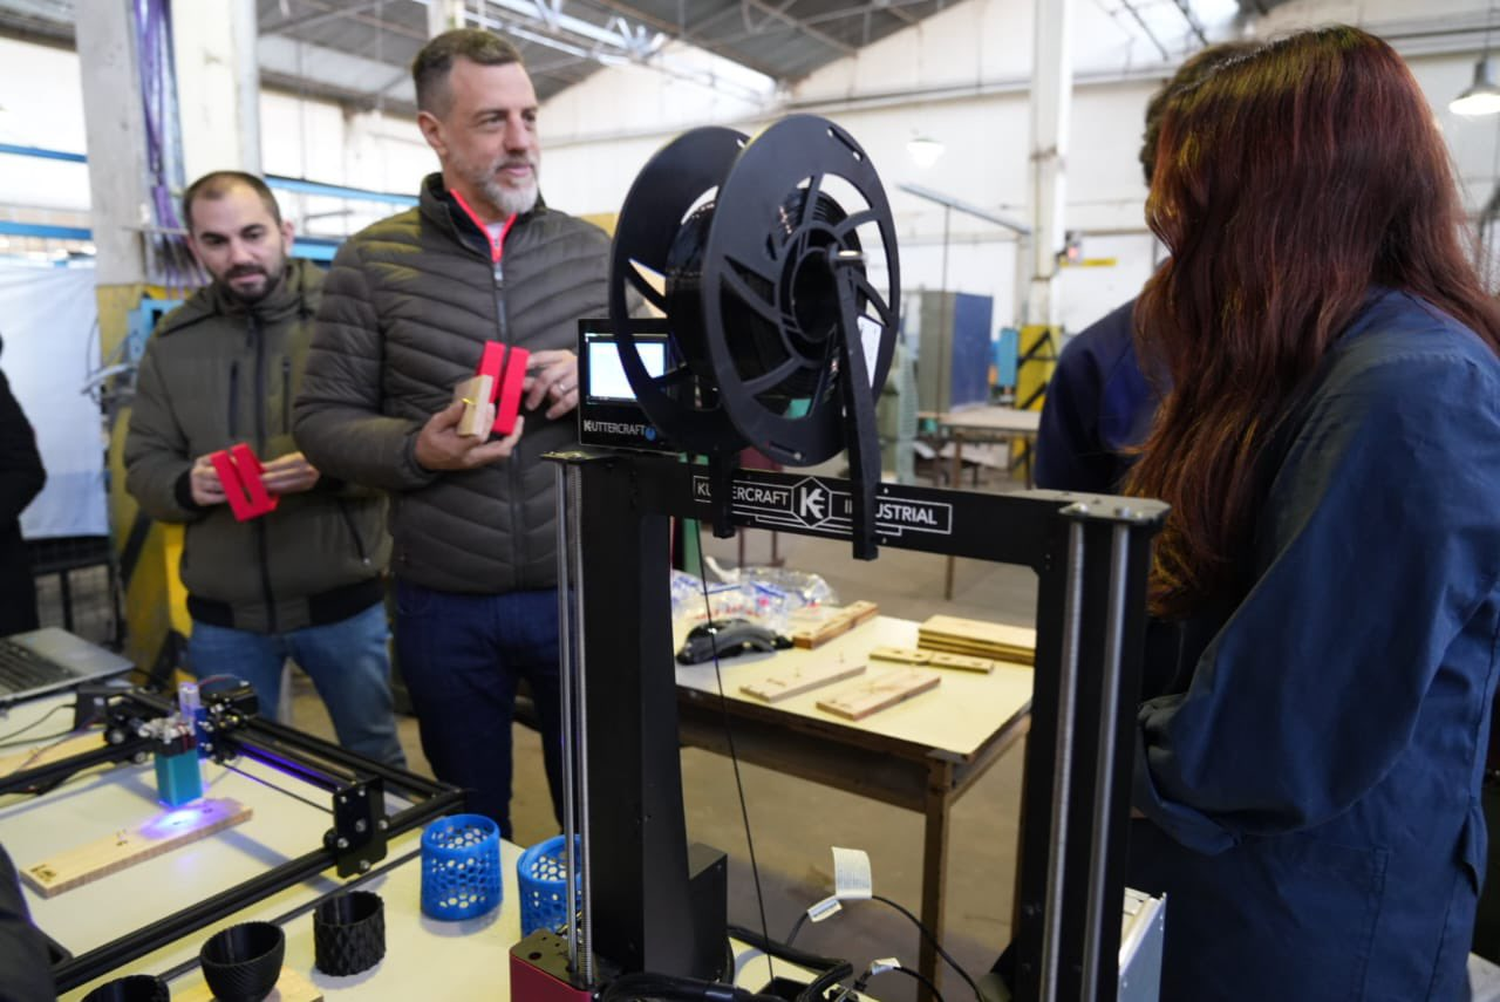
{"left": 1127, "top": 25, "right": 1500, "bottom": 1000}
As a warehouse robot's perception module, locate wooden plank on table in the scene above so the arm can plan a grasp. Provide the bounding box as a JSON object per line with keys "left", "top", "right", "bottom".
{"left": 917, "top": 638, "right": 1031, "bottom": 662}
{"left": 929, "top": 652, "right": 996, "bottom": 674}
{"left": 174, "top": 966, "right": 323, "bottom": 1001}
{"left": 0, "top": 732, "right": 104, "bottom": 777}
{"left": 868, "top": 646, "right": 933, "bottom": 666}
{"left": 790, "top": 600, "right": 880, "bottom": 649}
{"left": 816, "top": 669, "right": 941, "bottom": 720}
{"left": 21, "top": 798, "right": 252, "bottom": 898}
{"left": 918, "top": 615, "right": 1035, "bottom": 665}
{"left": 741, "top": 661, "right": 867, "bottom": 703}
{"left": 919, "top": 614, "right": 1035, "bottom": 649}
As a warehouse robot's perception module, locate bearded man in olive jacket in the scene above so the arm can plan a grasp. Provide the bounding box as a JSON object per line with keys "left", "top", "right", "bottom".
{"left": 294, "top": 31, "right": 606, "bottom": 837}
{"left": 125, "top": 172, "right": 404, "bottom": 767}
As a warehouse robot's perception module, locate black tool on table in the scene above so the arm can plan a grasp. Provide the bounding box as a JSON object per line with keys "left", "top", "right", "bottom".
{"left": 675, "top": 619, "right": 792, "bottom": 665}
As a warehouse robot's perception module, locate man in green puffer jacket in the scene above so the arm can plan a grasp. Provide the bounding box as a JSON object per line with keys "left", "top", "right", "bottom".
{"left": 124, "top": 171, "right": 404, "bottom": 767}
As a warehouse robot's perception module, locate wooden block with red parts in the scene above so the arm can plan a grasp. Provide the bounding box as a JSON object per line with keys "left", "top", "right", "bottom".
{"left": 475, "top": 341, "right": 531, "bottom": 435}
{"left": 209, "top": 443, "right": 279, "bottom": 522}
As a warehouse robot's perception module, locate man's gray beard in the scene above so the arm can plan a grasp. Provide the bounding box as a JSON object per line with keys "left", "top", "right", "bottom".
{"left": 483, "top": 177, "right": 538, "bottom": 217}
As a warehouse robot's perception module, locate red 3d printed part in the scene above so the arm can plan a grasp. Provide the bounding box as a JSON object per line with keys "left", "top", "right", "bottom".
{"left": 209, "top": 444, "right": 280, "bottom": 522}
{"left": 476, "top": 341, "right": 531, "bottom": 436}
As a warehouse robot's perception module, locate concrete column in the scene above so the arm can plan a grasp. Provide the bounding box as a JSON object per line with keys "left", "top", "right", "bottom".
{"left": 174, "top": 0, "right": 263, "bottom": 181}
{"left": 76, "top": 0, "right": 149, "bottom": 287}
{"left": 76, "top": 0, "right": 228, "bottom": 675}
{"left": 1025, "top": 0, "right": 1072, "bottom": 329}
{"left": 429, "top": 0, "right": 467, "bottom": 37}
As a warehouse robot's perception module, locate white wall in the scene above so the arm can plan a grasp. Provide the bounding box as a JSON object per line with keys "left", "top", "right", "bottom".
{"left": 541, "top": 0, "right": 1500, "bottom": 333}
{"left": 0, "top": 37, "right": 91, "bottom": 214}
{"left": 2, "top": 0, "right": 1499, "bottom": 332}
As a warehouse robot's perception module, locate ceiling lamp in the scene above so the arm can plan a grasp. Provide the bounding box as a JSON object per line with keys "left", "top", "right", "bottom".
{"left": 906, "top": 134, "right": 945, "bottom": 168}
{"left": 1452, "top": 56, "right": 1500, "bottom": 116}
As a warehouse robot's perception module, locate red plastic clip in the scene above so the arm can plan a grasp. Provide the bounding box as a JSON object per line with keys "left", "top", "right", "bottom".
{"left": 475, "top": 342, "right": 531, "bottom": 436}
{"left": 209, "top": 444, "right": 280, "bottom": 522}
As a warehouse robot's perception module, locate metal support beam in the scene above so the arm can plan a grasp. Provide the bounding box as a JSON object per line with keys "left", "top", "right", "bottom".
{"left": 1026, "top": 0, "right": 1072, "bottom": 329}
{"left": 742, "top": 0, "right": 857, "bottom": 56}
{"left": 1172, "top": 0, "right": 1211, "bottom": 46}
{"left": 264, "top": 0, "right": 386, "bottom": 35}
{"left": 1116, "top": 0, "right": 1169, "bottom": 63}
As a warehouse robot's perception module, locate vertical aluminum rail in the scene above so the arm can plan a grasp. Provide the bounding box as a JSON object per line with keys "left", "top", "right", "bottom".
{"left": 553, "top": 466, "right": 581, "bottom": 975}
{"left": 566, "top": 466, "right": 596, "bottom": 985}
{"left": 1081, "top": 518, "right": 1133, "bottom": 1002}
{"left": 1040, "top": 512, "right": 1087, "bottom": 1002}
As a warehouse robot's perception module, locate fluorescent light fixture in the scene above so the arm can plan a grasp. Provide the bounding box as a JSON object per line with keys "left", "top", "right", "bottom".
{"left": 906, "top": 134, "right": 945, "bottom": 168}
{"left": 1452, "top": 56, "right": 1500, "bottom": 116}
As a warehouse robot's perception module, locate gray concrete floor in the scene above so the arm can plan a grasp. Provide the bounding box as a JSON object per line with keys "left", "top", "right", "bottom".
{"left": 276, "top": 463, "right": 1035, "bottom": 1001}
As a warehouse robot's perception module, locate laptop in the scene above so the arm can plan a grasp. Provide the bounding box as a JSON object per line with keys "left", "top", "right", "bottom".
{"left": 0, "top": 627, "right": 135, "bottom": 704}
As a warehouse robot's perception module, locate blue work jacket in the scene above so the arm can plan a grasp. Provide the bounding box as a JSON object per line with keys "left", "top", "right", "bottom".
{"left": 1130, "top": 289, "right": 1500, "bottom": 1001}
{"left": 1034, "top": 297, "right": 1157, "bottom": 494}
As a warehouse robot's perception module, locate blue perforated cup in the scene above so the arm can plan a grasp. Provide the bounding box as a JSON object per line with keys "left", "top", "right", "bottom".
{"left": 517, "top": 835, "right": 582, "bottom": 937}
{"left": 420, "top": 814, "right": 501, "bottom": 921}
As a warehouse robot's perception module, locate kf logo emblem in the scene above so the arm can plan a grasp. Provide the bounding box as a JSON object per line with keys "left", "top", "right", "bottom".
{"left": 797, "top": 483, "right": 827, "bottom": 523}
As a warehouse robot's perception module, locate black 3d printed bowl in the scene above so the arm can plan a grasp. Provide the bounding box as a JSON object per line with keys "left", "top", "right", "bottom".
{"left": 81, "top": 974, "right": 170, "bottom": 1002}
{"left": 199, "top": 921, "right": 285, "bottom": 1002}
{"left": 314, "top": 889, "right": 386, "bottom": 976}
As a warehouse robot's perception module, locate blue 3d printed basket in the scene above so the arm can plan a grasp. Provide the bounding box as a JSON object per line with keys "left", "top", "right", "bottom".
{"left": 421, "top": 814, "right": 501, "bottom": 920}
{"left": 517, "top": 835, "right": 581, "bottom": 937}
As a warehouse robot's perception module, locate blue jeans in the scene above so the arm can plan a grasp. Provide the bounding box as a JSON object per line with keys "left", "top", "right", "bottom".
{"left": 187, "top": 602, "right": 406, "bottom": 768}
{"left": 393, "top": 580, "right": 564, "bottom": 839}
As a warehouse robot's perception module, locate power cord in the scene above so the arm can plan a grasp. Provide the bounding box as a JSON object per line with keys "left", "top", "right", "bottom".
{"left": 786, "top": 894, "right": 981, "bottom": 1000}
{"left": 847, "top": 960, "right": 947, "bottom": 1002}
{"left": 599, "top": 972, "right": 782, "bottom": 1002}
{"left": 695, "top": 538, "right": 777, "bottom": 985}
{"left": 869, "top": 894, "right": 981, "bottom": 1000}
{"left": 727, "top": 923, "right": 853, "bottom": 1002}
{"left": 0, "top": 704, "right": 78, "bottom": 747}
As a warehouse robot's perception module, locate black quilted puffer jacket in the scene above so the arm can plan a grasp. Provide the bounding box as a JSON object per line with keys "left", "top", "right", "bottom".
{"left": 294, "top": 173, "right": 610, "bottom": 594}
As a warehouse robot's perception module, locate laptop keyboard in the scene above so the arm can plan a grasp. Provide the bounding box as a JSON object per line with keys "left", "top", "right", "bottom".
{"left": 0, "top": 640, "right": 74, "bottom": 693}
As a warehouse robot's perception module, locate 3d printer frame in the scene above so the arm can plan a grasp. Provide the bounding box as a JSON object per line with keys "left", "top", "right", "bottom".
{"left": 0, "top": 686, "right": 463, "bottom": 992}
{"left": 551, "top": 448, "right": 1166, "bottom": 1002}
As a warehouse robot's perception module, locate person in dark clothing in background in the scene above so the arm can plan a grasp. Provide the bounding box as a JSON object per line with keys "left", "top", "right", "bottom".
{"left": 1033, "top": 41, "right": 1257, "bottom": 494}
{"left": 0, "top": 335, "right": 46, "bottom": 637}
{"left": 0, "top": 843, "right": 54, "bottom": 1001}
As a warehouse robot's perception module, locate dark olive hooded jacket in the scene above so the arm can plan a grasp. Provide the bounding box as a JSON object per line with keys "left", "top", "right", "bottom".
{"left": 124, "top": 259, "right": 390, "bottom": 633}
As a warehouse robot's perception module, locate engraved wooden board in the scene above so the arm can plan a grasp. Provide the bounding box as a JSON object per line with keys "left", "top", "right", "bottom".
{"left": 174, "top": 965, "right": 323, "bottom": 1002}
{"left": 740, "top": 661, "right": 867, "bottom": 703}
{"left": 868, "top": 646, "right": 933, "bottom": 666}
{"left": 0, "top": 732, "right": 105, "bottom": 777}
{"left": 816, "top": 669, "right": 941, "bottom": 720}
{"left": 918, "top": 614, "right": 1035, "bottom": 664}
{"left": 454, "top": 374, "right": 495, "bottom": 438}
{"left": 928, "top": 652, "right": 996, "bottom": 674}
{"left": 790, "top": 600, "right": 880, "bottom": 649}
{"left": 871, "top": 646, "right": 992, "bottom": 672}
{"left": 21, "top": 797, "right": 252, "bottom": 898}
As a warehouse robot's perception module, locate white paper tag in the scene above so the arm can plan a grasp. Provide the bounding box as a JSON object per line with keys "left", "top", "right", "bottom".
{"left": 806, "top": 894, "right": 843, "bottom": 923}
{"left": 832, "top": 845, "right": 873, "bottom": 900}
